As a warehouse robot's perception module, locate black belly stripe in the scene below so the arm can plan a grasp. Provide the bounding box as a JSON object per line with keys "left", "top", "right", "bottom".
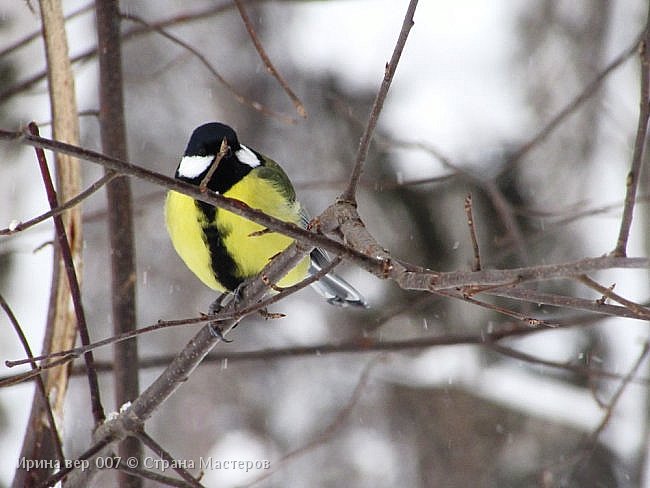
{"left": 196, "top": 201, "right": 242, "bottom": 291}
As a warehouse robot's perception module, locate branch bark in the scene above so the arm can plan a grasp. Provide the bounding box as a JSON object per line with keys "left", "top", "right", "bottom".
{"left": 95, "top": 0, "right": 141, "bottom": 486}
{"left": 13, "top": 1, "right": 82, "bottom": 486}
{"left": 340, "top": 0, "right": 418, "bottom": 202}
{"left": 613, "top": 2, "right": 650, "bottom": 256}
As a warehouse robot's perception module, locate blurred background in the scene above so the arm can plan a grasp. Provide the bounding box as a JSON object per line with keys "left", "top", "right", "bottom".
{"left": 1, "top": 0, "right": 649, "bottom": 486}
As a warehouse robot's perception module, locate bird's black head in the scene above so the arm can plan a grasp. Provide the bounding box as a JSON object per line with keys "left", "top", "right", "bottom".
{"left": 175, "top": 122, "right": 260, "bottom": 194}
{"left": 184, "top": 122, "right": 241, "bottom": 157}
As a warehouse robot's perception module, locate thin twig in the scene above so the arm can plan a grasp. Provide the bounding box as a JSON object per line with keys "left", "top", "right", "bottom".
{"left": 504, "top": 32, "right": 643, "bottom": 174}
{"left": 585, "top": 342, "right": 650, "bottom": 446}
{"left": 577, "top": 274, "right": 650, "bottom": 318}
{"left": 200, "top": 138, "right": 229, "bottom": 191}
{"left": 0, "top": 2, "right": 260, "bottom": 104}
{"left": 0, "top": 3, "right": 93, "bottom": 59}
{"left": 340, "top": 0, "right": 418, "bottom": 202}
{"left": 28, "top": 123, "right": 105, "bottom": 425}
{"left": 6, "top": 320, "right": 650, "bottom": 391}
{"left": 487, "top": 287, "right": 649, "bottom": 321}
{"left": 6, "top": 279, "right": 639, "bottom": 379}
{"left": 5, "top": 319, "right": 196, "bottom": 369}
{"left": 441, "top": 288, "right": 557, "bottom": 328}
{"left": 486, "top": 342, "right": 650, "bottom": 386}
{"left": 0, "top": 369, "right": 49, "bottom": 388}
{"left": 135, "top": 431, "right": 204, "bottom": 488}
{"left": 0, "top": 173, "right": 115, "bottom": 236}
{"left": 115, "top": 462, "right": 197, "bottom": 488}
{"left": 234, "top": 0, "right": 306, "bottom": 117}
{"left": 377, "top": 137, "right": 529, "bottom": 262}
{"left": 37, "top": 435, "right": 115, "bottom": 488}
{"left": 1, "top": 2, "right": 301, "bottom": 122}
{"left": 0, "top": 294, "right": 65, "bottom": 463}
{"left": 464, "top": 194, "right": 481, "bottom": 271}
{"left": 5, "top": 256, "right": 344, "bottom": 374}
{"left": 120, "top": 11, "right": 297, "bottom": 124}
{"left": 613, "top": 6, "right": 650, "bottom": 256}
{"left": 430, "top": 256, "right": 649, "bottom": 290}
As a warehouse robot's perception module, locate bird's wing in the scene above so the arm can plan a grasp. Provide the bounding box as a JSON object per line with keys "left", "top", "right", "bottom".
{"left": 253, "top": 155, "right": 297, "bottom": 203}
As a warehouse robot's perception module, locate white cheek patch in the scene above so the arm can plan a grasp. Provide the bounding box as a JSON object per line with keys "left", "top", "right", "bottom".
{"left": 236, "top": 145, "right": 261, "bottom": 168}
{"left": 177, "top": 155, "right": 214, "bottom": 179}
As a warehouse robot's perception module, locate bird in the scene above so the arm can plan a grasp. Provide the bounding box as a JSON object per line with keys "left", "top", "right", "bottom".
{"left": 165, "top": 122, "right": 367, "bottom": 309}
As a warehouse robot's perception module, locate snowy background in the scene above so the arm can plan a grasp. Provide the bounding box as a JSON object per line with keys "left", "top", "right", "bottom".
{"left": 1, "top": 0, "right": 649, "bottom": 486}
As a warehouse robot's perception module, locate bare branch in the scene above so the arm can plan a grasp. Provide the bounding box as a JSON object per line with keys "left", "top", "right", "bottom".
{"left": 68, "top": 325, "right": 650, "bottom": 387}
{"left": 14, "top": 1, "right": 85, "bottom": 484}
{"left": 464, "top": 194, "right": 482, "bottom": 271}
{"left": 487, "top": 287, "right": 650, "bottom": 321}
{"left": 28, "top": 123, "right": 105, "bottom": 425}
{"left": 613, "top": 4, "right": 650, "bottom": 256}
{"left": 95, "top": 1, "right": 141, "bottom": 484}
{"left": 0, "top": 128, "right": 382, "bottom": 271}
{"left": 377, "top": 137, "right": 530, "bottom": 262}
{"left": 504, "top": 32, "right": 642, "bottom": 173}
{"left": 585, "top": 342, "right": 650, "bottom": 448}
{"left": 0, "top": 3, "right": 92, "bottom": 59}
{"left": 135, "top": 431, "right": 204, "bottom": 488}
{"left": 5, "top": 256, "right": 344, "bottom": 378}
{"left": 0, "top": 2, "right": 271, "bottom": 105}
{"left": 199, "top": 138, "right": 229, "bottom": 190}
{"left": 0, "top": 294, "right": 65, "bottom": 462}
{"left": 340, "top": 0, "right": 418, "bottom": 202}
{"left": 234, "top": 0, "right": 307, "bottom": 117}
{"left": 0, "top": 173, "right": 115, "bottom": 236}
{"left": 115, "top": 462, "right": 197, "bottom": 488}
{"left": 120, "top": 10, "right": 298, "bottom": 124}
{"left": 577, "top": 274, "right": 650, "bottom": 318}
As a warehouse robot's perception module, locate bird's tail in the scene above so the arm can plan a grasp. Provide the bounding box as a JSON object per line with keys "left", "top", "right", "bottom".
{"left": 309, "top": 249, "right": 368, "bottom": 308}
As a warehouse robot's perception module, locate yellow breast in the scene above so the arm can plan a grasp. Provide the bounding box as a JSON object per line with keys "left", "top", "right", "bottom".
{"left": 165, "top": 173, "right": 309, "bottom": 292}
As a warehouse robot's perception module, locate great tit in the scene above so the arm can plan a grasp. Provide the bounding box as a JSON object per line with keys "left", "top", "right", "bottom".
{"left": 165, "top": 122, "right": 367, "bottom": 308}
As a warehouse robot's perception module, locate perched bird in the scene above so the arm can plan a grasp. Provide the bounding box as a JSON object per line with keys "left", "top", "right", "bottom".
{"left": 165, "top": 122, "right": 367, "bottom": 308}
